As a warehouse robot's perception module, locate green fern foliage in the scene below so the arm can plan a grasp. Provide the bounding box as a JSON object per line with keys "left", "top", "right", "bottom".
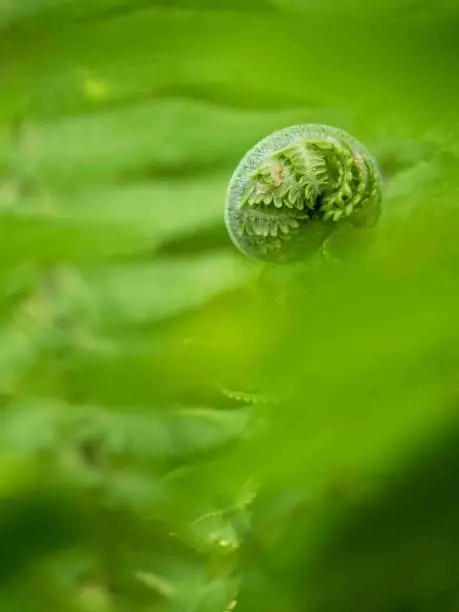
{"left": 1, "top": 1, "right": 459, "bottom": 612}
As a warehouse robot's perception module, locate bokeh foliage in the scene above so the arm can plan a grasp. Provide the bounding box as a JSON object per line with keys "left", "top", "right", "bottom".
{"left": 1, "top": 0, "right": 459, "bottom": 610}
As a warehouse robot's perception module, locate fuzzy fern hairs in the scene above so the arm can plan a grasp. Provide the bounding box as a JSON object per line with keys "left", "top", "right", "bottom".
{"left": 225, "top": 124, "right": 382, "bottom": 263}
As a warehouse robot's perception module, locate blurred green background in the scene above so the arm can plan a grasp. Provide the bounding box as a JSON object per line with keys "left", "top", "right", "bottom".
{"left": 1, "top": 0, "right": 459, "bottom": 610}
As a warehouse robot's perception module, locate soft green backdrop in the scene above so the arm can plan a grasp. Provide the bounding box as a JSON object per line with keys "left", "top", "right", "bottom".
{"left": 1, "top": 1, "right": 459, "bottom": 611}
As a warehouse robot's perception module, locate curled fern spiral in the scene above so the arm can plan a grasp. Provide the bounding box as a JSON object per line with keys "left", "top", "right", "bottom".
{"left": 225, "top": 124, "right": 382, "bottom": 263}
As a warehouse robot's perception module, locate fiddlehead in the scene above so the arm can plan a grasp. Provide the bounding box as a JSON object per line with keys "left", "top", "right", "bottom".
{"left": 225, "top": 124, "right": 382, "bottom": 263}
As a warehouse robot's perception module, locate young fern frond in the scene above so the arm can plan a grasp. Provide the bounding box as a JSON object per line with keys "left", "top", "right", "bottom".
{"left": 225, "top": 124, "right": 382, "bottom": 263}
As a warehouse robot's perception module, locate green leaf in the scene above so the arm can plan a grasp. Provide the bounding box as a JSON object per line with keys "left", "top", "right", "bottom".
{"left": 79, "top": 253, "right": 254, "bottom": 326}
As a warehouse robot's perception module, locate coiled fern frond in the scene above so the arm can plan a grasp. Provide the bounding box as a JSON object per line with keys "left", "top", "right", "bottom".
{"left": 225, "top": 124, "right": 382, "bottom": 262}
